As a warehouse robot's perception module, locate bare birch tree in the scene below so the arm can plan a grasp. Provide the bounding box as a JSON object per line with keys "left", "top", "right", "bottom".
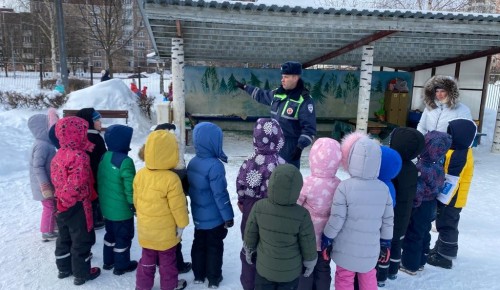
{"left": 77, "top": 0, "right": 140, "bottom": 77}
{"left": 16, "top": 0, "right": 58, "bottom": 77}
{"left": 315, "top": 0, "right": 490, "bottom": 11}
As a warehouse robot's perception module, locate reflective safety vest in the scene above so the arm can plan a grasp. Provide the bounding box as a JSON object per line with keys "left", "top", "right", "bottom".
{"left": 272, "top": 93, "right": 305, "bottom": 120}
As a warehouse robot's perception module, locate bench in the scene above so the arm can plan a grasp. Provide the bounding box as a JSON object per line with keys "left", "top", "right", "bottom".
{"left": 63, "top": 110, "right": 129, "bottom": 124}
{"left": 63, "top": 110, "right": 129, "bottom": 131}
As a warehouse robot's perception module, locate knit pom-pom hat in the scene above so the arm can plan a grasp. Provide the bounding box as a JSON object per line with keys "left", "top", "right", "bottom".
{"left": 340, "top": 131, "right": 368, "bottom": 171}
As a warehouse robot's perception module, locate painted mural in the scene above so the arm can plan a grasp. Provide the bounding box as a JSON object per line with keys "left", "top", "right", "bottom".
{"left": 184, "top": 66, "right": 413, "bottom": 119}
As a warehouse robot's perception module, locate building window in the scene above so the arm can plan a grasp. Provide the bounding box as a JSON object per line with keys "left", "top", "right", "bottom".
{"left": 139, "top": 31, "right": 144, "bottom": 37}
{"left": 93, "top": 61, "right": 102, "bottom": 68}
{"left": 138, "top": 41, "right": 145, "bottom": 48}
{"left": 93, "top": 51, "right": 102, "bottom": 57}
{"left": 23, "top": 36, "right": 32, "bottom": 43}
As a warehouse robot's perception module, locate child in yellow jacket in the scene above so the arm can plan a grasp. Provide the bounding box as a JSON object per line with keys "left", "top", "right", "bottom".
{"left": 427, "top": 118, "right": 476, "bottom": 269}
{"left": 134, "top": 130, "right": 189, "bottom": 290}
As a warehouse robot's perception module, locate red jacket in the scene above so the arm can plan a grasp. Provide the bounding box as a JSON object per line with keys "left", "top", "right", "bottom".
{"left": 51, "top": 117, "right": 95, "bottom": 231}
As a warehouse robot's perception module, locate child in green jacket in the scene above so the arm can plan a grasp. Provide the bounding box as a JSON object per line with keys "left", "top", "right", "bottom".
{"left": 244, "top": 164, "right": 317, "bottom": 290}
{"left": 97, "top": 124, "right": 137, "bottom": 275}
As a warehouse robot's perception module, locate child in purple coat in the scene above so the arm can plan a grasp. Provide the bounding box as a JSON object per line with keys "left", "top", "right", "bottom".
{"left": 401, "top": 131, "right": 452, "bottom": 275}
{"left": 237, "top": 118, "right": 285, "bottom": 290}
{"left": 28, "top": 108, "right": 59, "bottom": 241}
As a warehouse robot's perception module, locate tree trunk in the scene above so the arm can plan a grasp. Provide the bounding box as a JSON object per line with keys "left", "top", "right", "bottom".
{"left": 50, "top": 28, "right": 57, "bottom": 78}
{"left": 106, "top": 50, "right": 113, "bottom": 78}
{"left": 172, "top": 37, "right": 186, "bottom": 168}
{"left": 491, "top": 100, "right": 500, "bottom": 153}
{"left": 355, "top": 44, "right": 374, "bottom": 134}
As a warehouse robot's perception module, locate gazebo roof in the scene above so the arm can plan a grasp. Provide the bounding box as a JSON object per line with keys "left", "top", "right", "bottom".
{"left": 140, "top": 0, "right": 500, "bottom": 71}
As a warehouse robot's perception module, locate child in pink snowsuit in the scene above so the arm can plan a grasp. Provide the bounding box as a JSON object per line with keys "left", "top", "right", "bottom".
{"left": 297, "top": 137, "right": 342, "bottom": 290}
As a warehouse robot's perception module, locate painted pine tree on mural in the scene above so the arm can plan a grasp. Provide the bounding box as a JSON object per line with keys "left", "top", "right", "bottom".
{"left": 219, "top": 78, "right": 228, "bottom": 94}
{"left": 249, "top": 72, "right": 262, "bottom": 87}
{"left": 311, "top": 73, "right": 327, "bottom": 104}
{"left": 324, "top": 74, "right": 338, "bottom": 96}
{"left": 201, "top": 67, "right": 219, "bottom": 94}
{"left": 227, "top": 73, "right": 238, "bottom": 93}
{"left": 344, "top": 72, "right": 359, "bottom": 104}
{"left": 264, "top": 79, "right": 271, "bottom": 90}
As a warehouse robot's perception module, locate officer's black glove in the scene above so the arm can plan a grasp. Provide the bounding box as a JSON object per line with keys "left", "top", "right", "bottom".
{"left": 235, "top": 81, "right": 245, "bottom": 90}
{"left": 291, "top": 146, "right": 303, "bottom": 161}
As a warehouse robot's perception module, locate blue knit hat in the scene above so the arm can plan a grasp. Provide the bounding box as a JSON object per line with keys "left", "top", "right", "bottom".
{"left": 281, "top": 61, "right": 302, "bottom": 75}
{"left": 92, "top": 110, "right": 102, "bottom": 121}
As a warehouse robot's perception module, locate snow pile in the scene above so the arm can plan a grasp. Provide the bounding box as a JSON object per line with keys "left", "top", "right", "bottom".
{"left": 62, "top": 79, "right": 153, "bottom": 134}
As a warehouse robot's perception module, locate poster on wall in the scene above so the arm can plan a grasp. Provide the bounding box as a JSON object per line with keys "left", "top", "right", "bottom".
{"left": 184, "top": 66, "right": 413, "bottom": 119}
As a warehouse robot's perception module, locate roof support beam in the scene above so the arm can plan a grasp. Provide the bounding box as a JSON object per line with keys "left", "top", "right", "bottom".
{"left": 176, "top": 20, "right": 182, "bottom": 37}
{"left": 404, "top": 47, "right": 500, "bottom": 72}
{"left": 302, "top": 30, "right": 398, "bottom": 68}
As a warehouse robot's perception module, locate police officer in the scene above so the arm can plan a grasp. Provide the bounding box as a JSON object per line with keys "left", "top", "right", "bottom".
{"left": 236, "top": 61, "right": 316, "bottom": 168}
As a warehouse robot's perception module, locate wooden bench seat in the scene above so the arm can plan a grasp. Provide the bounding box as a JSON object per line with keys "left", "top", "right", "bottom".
{"left": 63, "top": 109, "right": 129, "bottom": 124}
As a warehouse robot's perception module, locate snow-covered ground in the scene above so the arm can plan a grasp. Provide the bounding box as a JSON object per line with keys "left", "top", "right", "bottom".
{"left": 0, "top": 76, "right": 499, "bottom": 290}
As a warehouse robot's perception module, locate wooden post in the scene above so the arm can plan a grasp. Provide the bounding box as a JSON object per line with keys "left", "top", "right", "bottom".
{"left": 356, "top": 44, "right": 374, "bottom": 133}
{"left": 172, "top": 37, "right": 186, "bottom": 168}
{"left": 492, "top": 93, "right": 500, "bottom": 153}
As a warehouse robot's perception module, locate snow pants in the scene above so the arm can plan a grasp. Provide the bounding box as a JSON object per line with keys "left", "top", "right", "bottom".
{"left": 103, "top": 218, "right": 134, "bottom": 271}
{"left": 191, "top": 223, "right": 227, "bottom": 285}
{"left": 335, "top": 266, "right": 377, "bottom": 290}
{"left": 297, "top": 251, "right": 332, "bottom": 290}
{"left": 136, "top": 246, "right": 177, "bottom": 290}
{"left": 434, "top": 200, "right": 462, "bottom": 259}
{"left": 55, "top": 202, "right": 95, "bottom": 280}
{"left": 254, "top": 272, "right": 299, "bottom": 290}
{"left": 401, "top": 200, "right": 436, "bottom": 271}
{"left": 41, "top": 199, "right": 56, "bottom": 233}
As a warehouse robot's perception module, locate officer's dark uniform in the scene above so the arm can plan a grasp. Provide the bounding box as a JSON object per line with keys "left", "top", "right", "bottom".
{"left": 243, "top": 77, "right": 316, "bottom": 168}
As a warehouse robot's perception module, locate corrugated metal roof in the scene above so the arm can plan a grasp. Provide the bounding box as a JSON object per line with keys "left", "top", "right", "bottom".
{"left": 140, "top": 0, "right": 500, "bottom": 70}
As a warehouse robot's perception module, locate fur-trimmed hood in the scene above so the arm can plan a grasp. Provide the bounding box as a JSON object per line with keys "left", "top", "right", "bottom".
{"left": 423, "top": 75, "right": 460, "bottom": 109}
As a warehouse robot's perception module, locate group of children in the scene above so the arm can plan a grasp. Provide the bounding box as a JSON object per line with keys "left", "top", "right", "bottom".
{"left": 28, "top": 104, "right": 476, "bottom": 289}
{"left": 234, "top": 116, "right": 476, "bottom": 290}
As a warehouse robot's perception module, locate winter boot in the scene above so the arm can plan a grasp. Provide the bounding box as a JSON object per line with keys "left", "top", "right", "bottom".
{"left": 58, "top": 271, "right": 72, "bottom": 279}
{"left": 73, "top": 267, "right": 101, "bottom": 286}
{"left": 399, "top": 265, "right": 417, "bottom": 276}
{"left": 103, "top": 263, "right": 114, "bottom": 270}
{"left": 427, "top": 253, "right": 452, "bottom": 269}
{"left": 42, "top": 232, "right": 58, "bottom": 242}
{"left": 175, "top": 279, "right": 187, "bottom": 290}
{"left": 208, "top": 276, "right": 223, "bottom": 289}
{"left": 178, "top": 262, "right": 192, "bottom": 274}
{"left": 113, "top": 260, "right": 138, "bottom": 275}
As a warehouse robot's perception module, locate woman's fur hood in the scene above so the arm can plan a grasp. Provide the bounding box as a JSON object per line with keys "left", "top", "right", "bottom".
{"left": 423, "top": 75, "right": 460, "bottom": 109}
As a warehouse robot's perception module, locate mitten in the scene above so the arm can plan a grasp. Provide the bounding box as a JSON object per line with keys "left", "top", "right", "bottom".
{"left": 224, "top": 219, "right": 234, "bottom": 229}
{"left": 129, "top": 204, "right": 136, "bottom": 215}
{"left": 303, "top": 257, "right": 317, "bottom": 277}
{"left": 291, "top": 146, "right": 303, "bottom": 161}
{"left": 41, "top": 189, "right": 54, "bottom": 199}
{"left": 378, "top": 239, "right": 391, "bottom": 263}
{"left": 176, "top": 227, "right": 184, "bottom": 239}
{"left": 243, "top": 244, "right": 255, "bottom": 265}
{"left": 40, "top": 183, "right": 54, "bottom": 199}
{"left": 320, "top": 233, "right": 333, "bottom": 251}
{"left": 235, "top": 81, "right": 245, "bottom": 90}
